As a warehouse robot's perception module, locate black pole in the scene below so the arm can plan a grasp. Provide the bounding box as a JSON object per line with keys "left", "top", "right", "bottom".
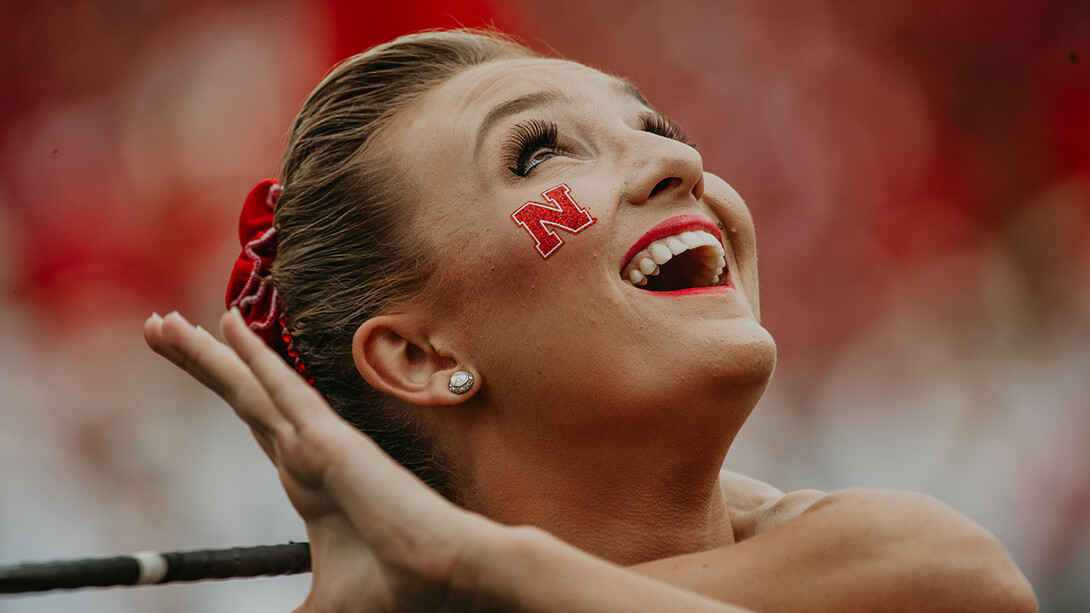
{"left": 0, "top": 542, "right": 311, "bottom": 594}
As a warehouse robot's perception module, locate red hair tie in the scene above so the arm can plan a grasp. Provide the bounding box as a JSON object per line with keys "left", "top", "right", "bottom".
{"left": 226, "top": 179, "right": 311, "bottom": 382}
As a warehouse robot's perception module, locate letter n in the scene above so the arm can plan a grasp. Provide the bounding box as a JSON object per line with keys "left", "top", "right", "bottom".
{"left": 510, "top": 184, "right": 597, "bottom": 259}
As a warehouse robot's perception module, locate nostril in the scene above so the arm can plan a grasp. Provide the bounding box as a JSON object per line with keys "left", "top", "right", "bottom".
{"left": 649, "top": 176, "right": 681, "bottom": 199}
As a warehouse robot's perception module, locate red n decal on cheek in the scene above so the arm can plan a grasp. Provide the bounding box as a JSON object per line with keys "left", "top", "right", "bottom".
{"left": 511, "top": 183, "right": 597, "bottom": 259}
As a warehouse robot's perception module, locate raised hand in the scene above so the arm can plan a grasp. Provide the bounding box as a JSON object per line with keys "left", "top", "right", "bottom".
{"left": 144, "top": 312, "right": 836, "bottom": 613}
{"left": 144, "top": 311, "right": 493, "bottom": 612}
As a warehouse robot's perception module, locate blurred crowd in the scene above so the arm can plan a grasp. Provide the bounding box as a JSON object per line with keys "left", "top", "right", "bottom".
{"left": 1, "top": 1, "right": 1087, "bottom": 611}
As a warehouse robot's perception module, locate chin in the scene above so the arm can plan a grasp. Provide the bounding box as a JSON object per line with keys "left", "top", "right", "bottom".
{"left": 709, "top": 322, "right": 777, "bottom": 391}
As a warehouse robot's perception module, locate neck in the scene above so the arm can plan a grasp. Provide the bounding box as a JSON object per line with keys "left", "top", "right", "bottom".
{"left": 451, "top": 405, "right": 742, "bottom": 566}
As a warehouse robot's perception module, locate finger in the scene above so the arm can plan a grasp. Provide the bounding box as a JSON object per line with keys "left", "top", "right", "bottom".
{"left": 145, "top": 312, "right": 231, "bottom": 394}
{"left": 160, "top": 313, "right": 283, "bottom": 461}
{"left": 149, "top": 311, "right": 284, "bottom": 450}
{"left": 219, "top": 311, "right": 449, "bottom": 516}
{"left": 217, "top": 312, "right": 414, "bottom": 492}
{"left": 220, "top": 309, "right": 333, "bottom": 430}
{"left": 144, "top": 312, "right": 189, "bottom": 366}
{"left": 147, "top": 313, "right": 279, "bottom": 462}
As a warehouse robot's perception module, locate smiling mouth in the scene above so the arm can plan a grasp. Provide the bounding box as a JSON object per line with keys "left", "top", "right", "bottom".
{"left": 621, "top": 229, "right": 728, "bottom": 292}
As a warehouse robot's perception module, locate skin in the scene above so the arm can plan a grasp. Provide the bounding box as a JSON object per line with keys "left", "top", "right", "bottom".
{"left": 360, "top": 58, "right": 775, "bottom": 564}
{"left": 146, "top": 310, "right": 756, "bottom": 612}
{"left": 144, "top": 57, "right": 1037, "bottom": 612}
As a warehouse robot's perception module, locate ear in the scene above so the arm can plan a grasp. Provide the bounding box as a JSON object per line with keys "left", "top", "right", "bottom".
{"left": 352, "top": 314, "right": 478, "bottom": 406}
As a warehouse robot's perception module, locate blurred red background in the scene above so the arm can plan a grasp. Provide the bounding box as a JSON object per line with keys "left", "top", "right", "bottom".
{"left": 1, "top": 1, "right": 1087, "bottom": 611}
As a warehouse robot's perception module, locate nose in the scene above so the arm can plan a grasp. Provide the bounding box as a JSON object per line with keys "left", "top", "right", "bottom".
{"left": 622, "top": 134, "right": 705, "bottom": 206}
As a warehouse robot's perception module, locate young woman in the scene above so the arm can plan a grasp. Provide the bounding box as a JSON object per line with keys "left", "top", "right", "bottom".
{"left": 144, "top": 29, "right": 1035, "bottom": 612}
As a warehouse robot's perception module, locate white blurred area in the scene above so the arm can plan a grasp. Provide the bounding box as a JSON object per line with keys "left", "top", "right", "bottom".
{"left": 2, "top": 1, "right": 1088, "bottom": 612}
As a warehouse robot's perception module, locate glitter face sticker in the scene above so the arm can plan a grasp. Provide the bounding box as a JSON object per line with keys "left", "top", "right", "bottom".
{"left": 511, "top": 184, "right": 597, "bottom": 259}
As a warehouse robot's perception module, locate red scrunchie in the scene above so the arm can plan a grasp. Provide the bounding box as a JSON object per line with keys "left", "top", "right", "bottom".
{"left": 226, "top": 179, "right": 311, "bottom": 381}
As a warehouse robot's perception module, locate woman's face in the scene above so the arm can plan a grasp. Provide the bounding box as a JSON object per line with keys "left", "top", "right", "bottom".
{"left": 387, "top": 58, "right": 775, "bottom": 439}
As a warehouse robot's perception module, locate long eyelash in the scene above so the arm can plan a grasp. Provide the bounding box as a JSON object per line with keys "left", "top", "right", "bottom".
{"left": 639, "top": 112, "right": 696, "bottom": 148}
{"left": 504, "top": 119, "right": 559, "bottom": 177}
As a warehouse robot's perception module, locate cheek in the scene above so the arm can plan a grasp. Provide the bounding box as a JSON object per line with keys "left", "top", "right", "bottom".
{"left": 436, "top": 181, "right": 603, "bottom": 265}
{"left": 428, "top": 180, "right": 613, "bottom": 336}
{"left": 460, "top": 182, "right": 607, "bottom": 285}
{"left": 705, "top": 183, "right": 761, "bottom": 314}
{"left": 509, "top": 183, "right": 598, "bottom": 260}
{"left": 439, "top": 249, "right": 618, "bottom": 391}
{"left": 429, "top": 225, "right": 579, "bottom": 340}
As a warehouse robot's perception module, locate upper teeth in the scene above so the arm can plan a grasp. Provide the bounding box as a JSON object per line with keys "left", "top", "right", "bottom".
{"left": 623, "top": 229, "right": 726, "bottom": 287}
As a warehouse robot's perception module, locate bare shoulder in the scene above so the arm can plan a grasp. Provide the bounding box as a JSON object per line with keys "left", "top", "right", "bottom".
{"left": 638, "top": 482, "right": 1038, "bottom": 613}
{"left": 718, "top": 470, "right": 786, "bottom": 508}
{"left": 718, "top": 471, "right": 825, "bottom": 541}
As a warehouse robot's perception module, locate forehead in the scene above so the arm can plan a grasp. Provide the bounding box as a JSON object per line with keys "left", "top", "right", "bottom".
{"left": 459, "top": 57, "right": 642, "bottom": 103}
{"left": 405, "top": 58, "right": 650, "bottom": 137}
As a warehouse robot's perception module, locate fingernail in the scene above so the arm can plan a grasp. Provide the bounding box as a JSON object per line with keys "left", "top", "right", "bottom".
{"left": 168, "top": 311, "right": 192, "bottom": 326}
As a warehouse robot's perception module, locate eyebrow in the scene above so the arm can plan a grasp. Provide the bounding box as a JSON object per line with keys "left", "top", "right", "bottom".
{"left": 614, "top": 78, "right": 653, "bottom": 110}
{"left": 472, "top": 79, "right": 654, "bottom": 156}
{"left": 474, "top": 90, "right": 563, "bottom": 156}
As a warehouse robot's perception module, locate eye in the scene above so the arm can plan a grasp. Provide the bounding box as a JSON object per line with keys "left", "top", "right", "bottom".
{"left": 639, "top": 112, "right": 696, "bottom": 148}
{"left": 504, "top": 119, "right": 561, "bottom": 177}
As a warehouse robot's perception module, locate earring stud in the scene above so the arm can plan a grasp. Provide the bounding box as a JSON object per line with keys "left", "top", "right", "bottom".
{"left": 448, "top": 370, "right": 474, "bottom": 394}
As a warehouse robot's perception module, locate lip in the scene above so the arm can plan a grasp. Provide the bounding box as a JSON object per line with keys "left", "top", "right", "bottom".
{"left": 652, "top": 285, "right": 736, "bottom": 297}
{"left": 620, "top": 214, "right": 725, "bottom": 272}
